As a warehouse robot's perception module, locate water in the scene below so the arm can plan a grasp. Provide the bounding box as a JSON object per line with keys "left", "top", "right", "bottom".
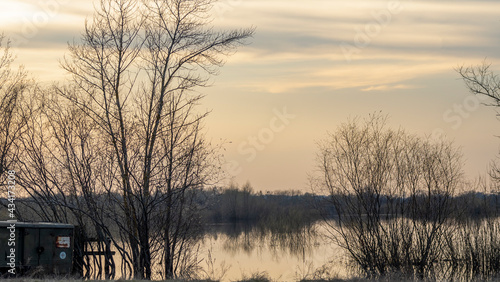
{"left": 85, "top": 218, "right": 500, "bottom": 281}
{"left": 199, "top": 222, "right": 346, "bottom": 281}
{"left": 82, "top": 221, "right": 346, "bottom": 281}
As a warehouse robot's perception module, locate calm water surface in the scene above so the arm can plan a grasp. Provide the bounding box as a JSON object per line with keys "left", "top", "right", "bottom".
{"left": 199, "top": 222, "right": 346, "bottom": 281}
{"left": 88, "top": 222, "right": 346, "bottom": 281}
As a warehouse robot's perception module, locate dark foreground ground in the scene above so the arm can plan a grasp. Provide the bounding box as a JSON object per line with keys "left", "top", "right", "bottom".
{"left": 6, "top": 278, "right": 500, "bottom": 282}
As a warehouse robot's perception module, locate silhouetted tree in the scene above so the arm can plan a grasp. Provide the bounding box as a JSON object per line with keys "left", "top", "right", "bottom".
{"left": 0, "top": 35, "right": 30, "bottom": 176}
{"left": 313, "top": 114, "right": 463, "bottom": 279}
{"left": 57, "top": 0, "right": 253, "bottom": 279}
{"left": 458, "top": 62, "right": 500, "bottom": 184}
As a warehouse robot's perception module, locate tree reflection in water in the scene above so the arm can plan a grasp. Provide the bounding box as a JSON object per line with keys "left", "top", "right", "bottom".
{"left": 204, "top": 220, "right": 320, "bottom": 262}
{"left": 200, "top": 221, "right": 347, "bottom": 281}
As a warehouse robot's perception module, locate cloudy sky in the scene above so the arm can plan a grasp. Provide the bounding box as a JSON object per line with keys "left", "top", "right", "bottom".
{"left": 1, "top": 0, "right": 499, "bottom": 191}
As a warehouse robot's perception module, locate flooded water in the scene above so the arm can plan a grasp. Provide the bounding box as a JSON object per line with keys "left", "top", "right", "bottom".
{"left": 85, "top": 218, "right": 500, "bottom": 281}
{"left": 198, "top": 222, "right": 346, "bottom": 281}
{"left": 83, "top": 221, "right": 347, "bottom": 281}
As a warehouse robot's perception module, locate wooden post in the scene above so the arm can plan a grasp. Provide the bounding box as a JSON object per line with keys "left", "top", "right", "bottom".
{"left": 72, "top": 225, "right": 84, "bottom": 277}
{"left": 104, "top": 237, "right": 115, "bottom": 279}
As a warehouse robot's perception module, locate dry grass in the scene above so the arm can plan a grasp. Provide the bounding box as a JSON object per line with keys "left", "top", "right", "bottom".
{"left": 18, "top": 280, "right": 253, "bottom": 282}
{"left": 3, "top": 279, "right": 208, "bottom": 282}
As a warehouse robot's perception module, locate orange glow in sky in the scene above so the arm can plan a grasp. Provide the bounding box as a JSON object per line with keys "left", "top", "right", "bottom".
{"left": 3, "top": 0, "right": 499, "bottom": 191}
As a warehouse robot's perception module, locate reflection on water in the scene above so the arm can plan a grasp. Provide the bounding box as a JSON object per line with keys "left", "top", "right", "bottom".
{"left": 85, "top": 221, "right": 345, "bottom": 281}
{"left": 199, "top": 221, "right": 346, "bottom": 281}
{"left": 86, "top": 218, "right": 500, "bottom": 281}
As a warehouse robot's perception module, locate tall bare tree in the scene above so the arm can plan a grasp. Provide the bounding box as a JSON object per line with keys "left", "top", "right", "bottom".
{"left": 58, "top": 0, "right": 253, "bottom": 279}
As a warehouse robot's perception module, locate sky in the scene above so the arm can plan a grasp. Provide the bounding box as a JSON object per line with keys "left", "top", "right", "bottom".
{"left": 1, "top": 0, "right": 499, "bottom": 192}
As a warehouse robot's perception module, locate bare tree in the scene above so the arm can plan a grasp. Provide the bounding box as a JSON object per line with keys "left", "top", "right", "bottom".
{"left": 458, "top": 62, "right": 500, "bottom": 183}
{"left": 313, "top": 114, "right": 463, "bottom": 279}
{"left": 458, "top": 62, "right": 500, "bottom": 115}
{"left": 57, "top": 0, "right": 253, "bottom": 279}
{"left": 457, "top": 62, "right": 500, "bottom": 280}
{"left": 15, "top": 88, "right": 122, "bottom": 278}
{"left": 0, "top": 35, "right": 30, "bottom": 176}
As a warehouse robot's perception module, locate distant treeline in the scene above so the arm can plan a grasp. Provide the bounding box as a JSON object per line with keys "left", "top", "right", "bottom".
{"left": 454, "top": 191, "right": 500, "bottom": 218}
{"left": 318, "top": 190, "right": 500, "bottom": 220}
{"left": 2, "top": 185, "right": 498, "bottom": 226}
{"left": 198, "top": 183, "right": 500, "bottom": 227}
{"left": 200, "top": 182, "right": 323, "bottom": 230}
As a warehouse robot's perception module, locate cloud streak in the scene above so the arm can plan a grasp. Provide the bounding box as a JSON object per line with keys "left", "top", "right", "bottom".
{"left": 3, "top": 0, "right": 499, "bottom": 85}
{"left": 1, "top": 0, "right": 498, "bottom": 191}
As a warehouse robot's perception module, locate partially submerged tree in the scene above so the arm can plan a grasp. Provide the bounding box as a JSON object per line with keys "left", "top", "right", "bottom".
{"left": 313, "top": 114, "right": 464, "bottom": 279}
{"left": 54, "top": 0, "right": 253, "bottom": 279}
{"left": 456, "top": 63, "right": 500, "bottom": 280}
